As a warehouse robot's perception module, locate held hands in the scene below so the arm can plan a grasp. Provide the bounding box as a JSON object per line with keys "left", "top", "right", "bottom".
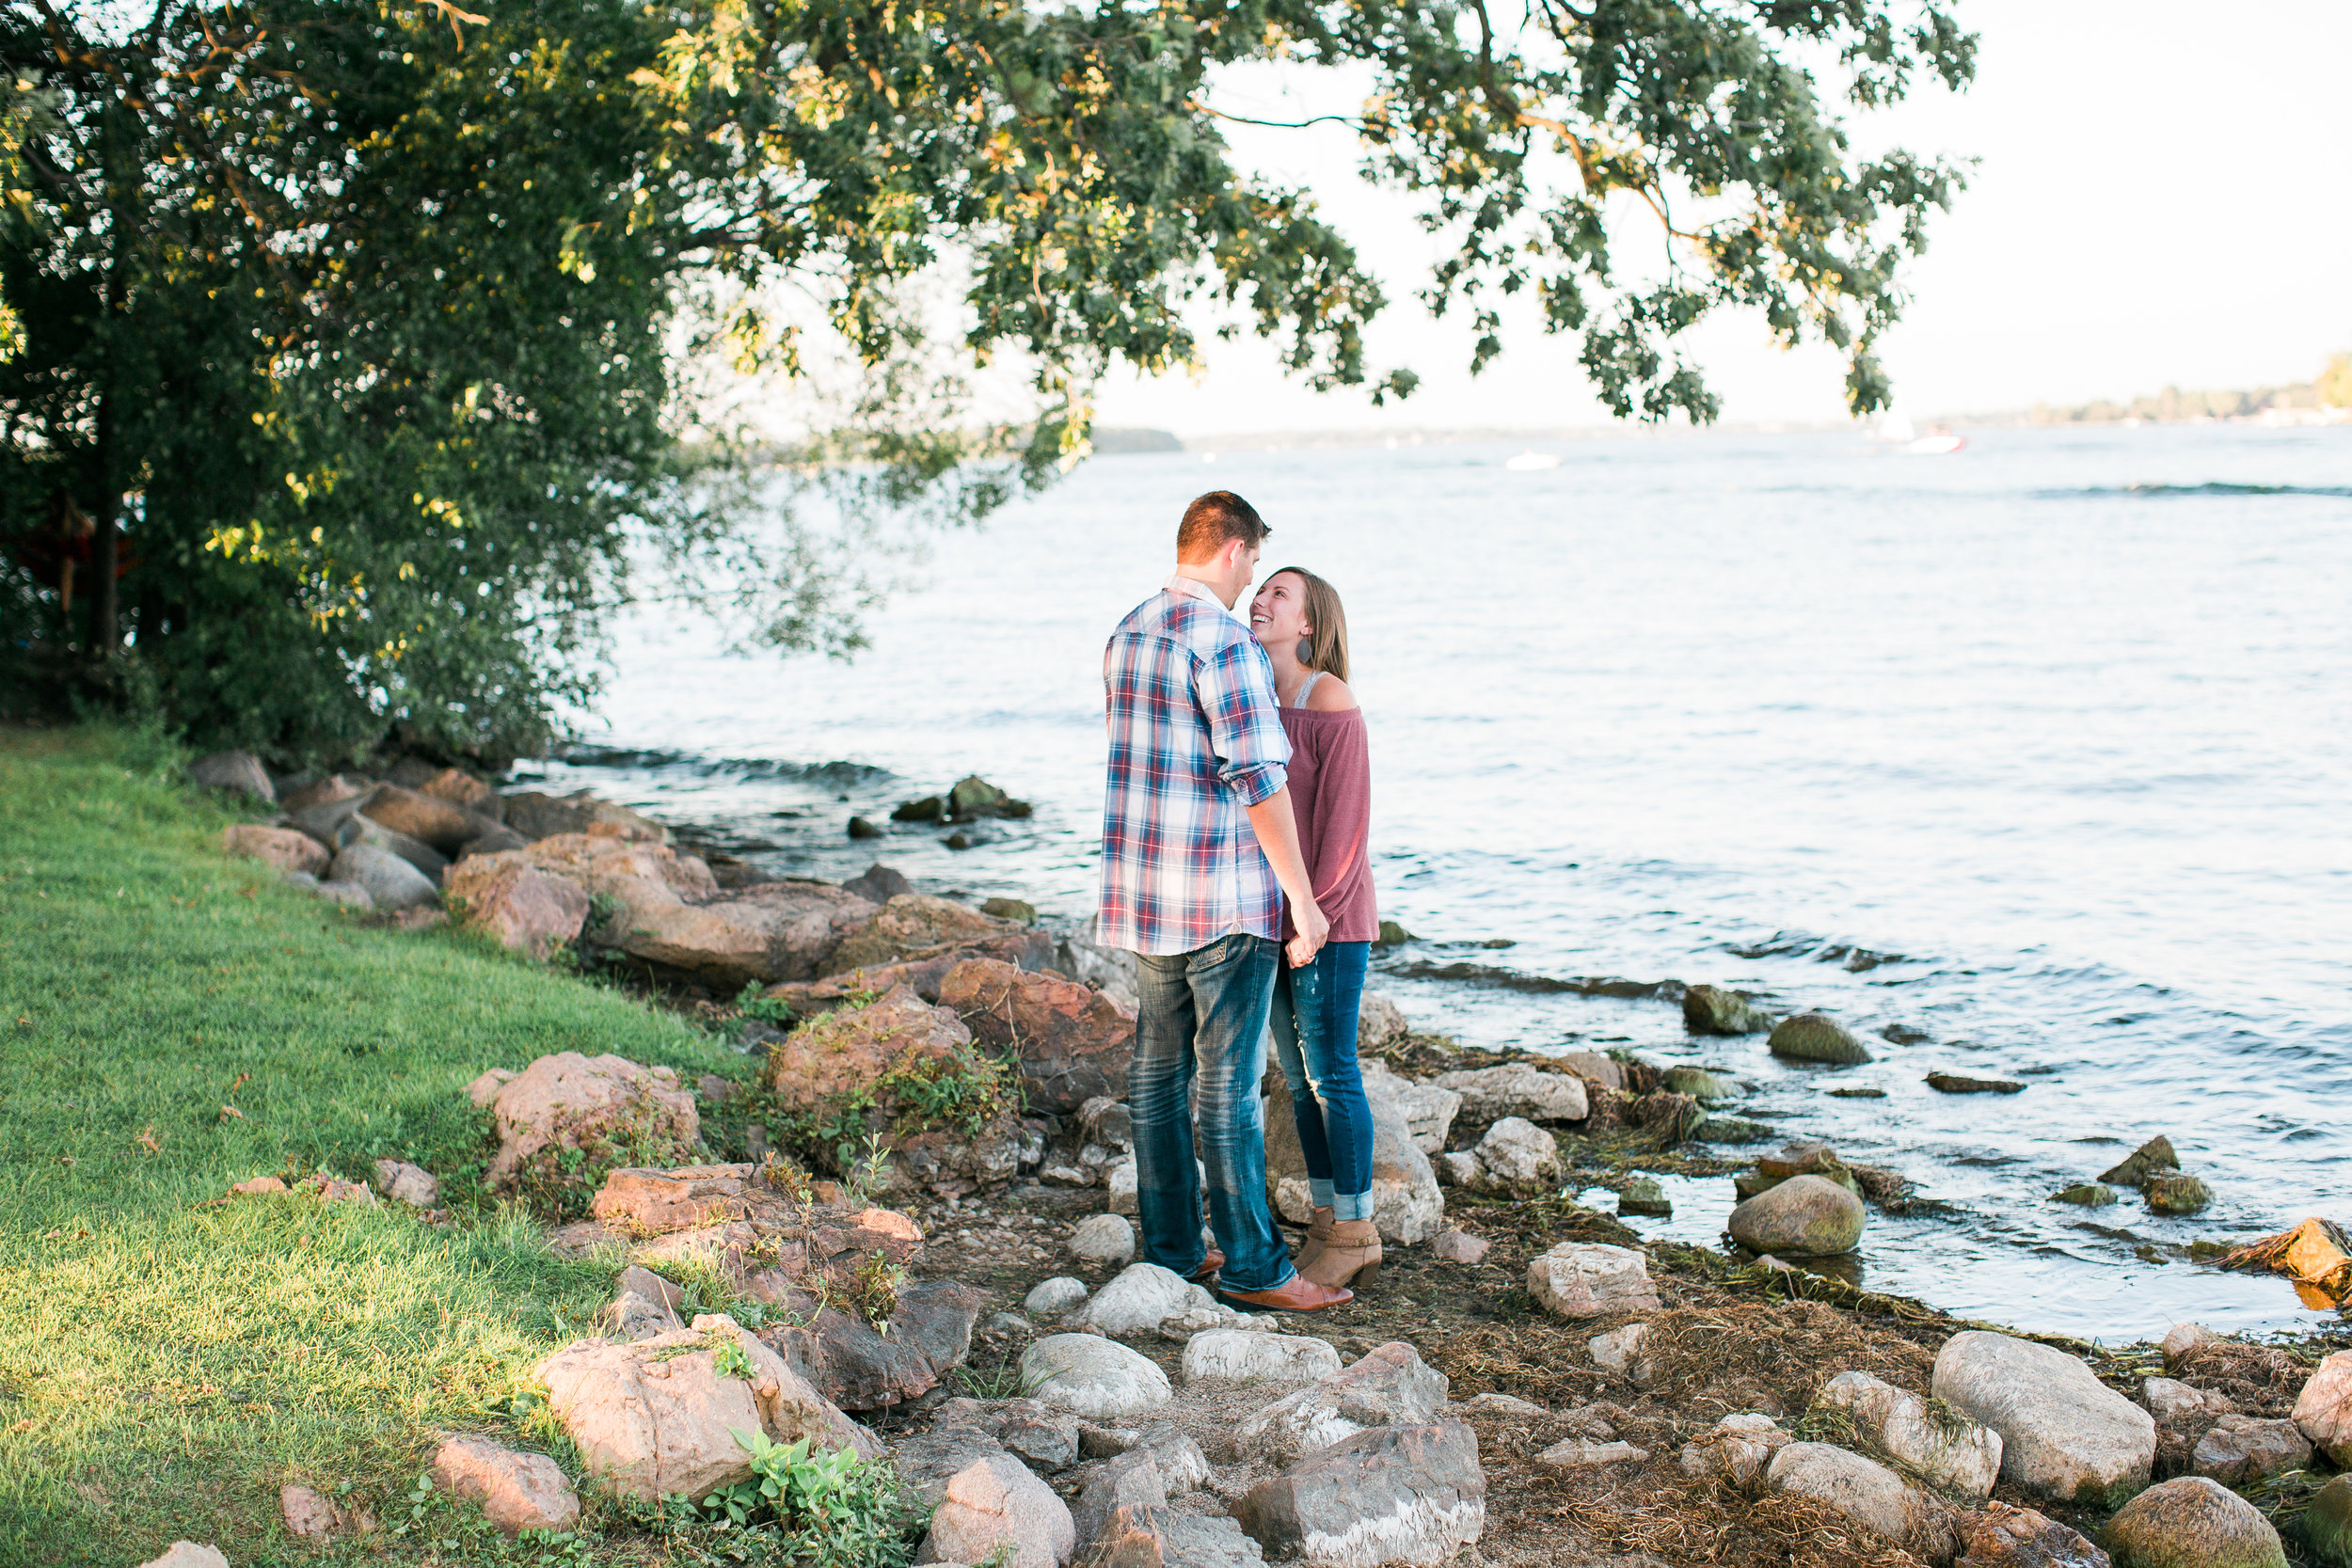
{"left": 1285, "top": 898, "right": 1331, "bottom": 969}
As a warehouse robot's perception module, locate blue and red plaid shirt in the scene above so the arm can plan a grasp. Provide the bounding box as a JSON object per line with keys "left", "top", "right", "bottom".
{"left": 1097, "top": 575, "right": 1292, "bottom": 956}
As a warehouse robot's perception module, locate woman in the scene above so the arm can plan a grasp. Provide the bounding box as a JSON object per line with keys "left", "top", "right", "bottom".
{"left": 1248, "top": 566, "right": 1381, "bottom": 1288}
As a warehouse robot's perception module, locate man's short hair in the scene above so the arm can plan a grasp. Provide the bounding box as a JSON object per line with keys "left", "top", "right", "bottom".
{"left": 1176, "top": 491, "right": 1269, "bottom": 561}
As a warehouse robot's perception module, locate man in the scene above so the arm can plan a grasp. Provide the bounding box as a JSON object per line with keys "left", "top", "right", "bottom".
{"left": 1098, "top": 491, "right": 1349, "bottom": 1312}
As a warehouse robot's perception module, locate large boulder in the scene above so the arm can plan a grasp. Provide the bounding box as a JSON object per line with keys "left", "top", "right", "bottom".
{"left": 430, "top": 1436, "right": 580, "bottom": 1535}
{"left": 360, "top": 784, "right": 498, "bottom": 856}
{"left": 759, "top": 957, "right": 968, "bottom": 1019}
{"left": 1233, "top": 1421, "right": 1485, "bottom": 1568}
{"left": 483, "top": 1053, "right": 699, "bottom": 1194}
{"left": 2296, "top": 1350, "right": 2352, "bottom": 1465}
{"left": 1429, "top": 1062, "right": 1588, "bottom": 1123}
{"left": 443, "top": 855, "right": 591, "bottom": 957}
{"left": 328, "top": 843, "right": 439, "bottom": 911}
{"left": 1065, "top": 1264, "right": 1204, "bottom": 1338}
{"left": 1768, "top": 1013, "right": 1872, "bottom": 1065}
{"left": 222, "top": 824, "right": 328, "bottom": 876}
{"left": 1768, "top": 1443, "right": 1957, "bottom": 1564}
{"left": 940, "top": 958, "right": 1136, "bottom": 1113}
{"left": 334, "top": 809, "right": 451, "bottom": 880}
{"left": 1677, "top": 1413, "right": 1789, "bottom": 1489}
{"left": 2102, "top": 1477, "right": 2286, "bottom": 1568}
{"left": 1453, "top": 1117, "right": 1559, "bottom": 1192}
{"left": 1234, "top": 1342, "right": 1447, "bottom": 1464}
{"left": 763, "top": 987, "right": 969, "bottom": 1112}
{"left": 1181, "top": 1331, "right": 1343, "bottom": 1387}
{"left": 1526, "top": 1242, "right": 1661, "bottom": 1319}
{"left": 1359, "top": 1061, "right": 1460, "bottom": 1153}
{"left": 1728, "top": 1174, "right": 1867, "bottom": 1257}
{"left": 759, "top": 1280, "right": 981, "bottom": 1412}
{"left": 1817, "top": 1370, "right": 2002, "bottom": 1498}
{"left": 1021, "top": 1335, "right": 1172, "bottom": 1420}
{"left": 417, "top": 767, "right": 501, "bottom": 819}
{"left": 1932, "top": 1331, "right": 2154, "bottom": 1507}
{"left": 1264, "top": 1070, "right": 1445, "bottom": 1244}
{"left": 925, "top": 1451, "right": 1077, "bottom": 1568}
{"left": 190, "top": 750, "right": 274, "bottom": 800}
{"left": 2303, "top": 1475, "right": 2352, "bottom": 1568}
{"left": 1077, "top": 1505, "right": 1267, "bottom": 1568}
{"left": 536, "top": 1314, "right": 877, "bottom": 1501}
{"left": 2191, "top": 1416, "right": 2311, "bottom": 1487}
{"left": 928, "top": 1397, "right": 1083, "bottom": 1474}
{"left": 827, "top": 894, "right": 1028, "bottom": 975}
{"left": 501, "top": 788, "right": 667, "bottom": 844}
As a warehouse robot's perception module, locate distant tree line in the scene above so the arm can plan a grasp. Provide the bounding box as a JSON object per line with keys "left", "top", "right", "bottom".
{"left": 2028, "top": 353, "right": 2352, "bottom": 426}
{"left": 1, "top": 0, "right": 1973, "bottom": 762}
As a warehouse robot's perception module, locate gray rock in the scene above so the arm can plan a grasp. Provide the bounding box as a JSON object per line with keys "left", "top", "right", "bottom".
{"left": 1180, "top": 1330, "right": 1343, "bottom": 1386}
{"left": 1233, "top": 1421, "right": 1485, "bottom": 1568}
{"left": 1768, "top": 1442, "right": 1957, "bottom": 1564}
{"left": 609, "top": 1289, "right": 685, "bottom": 1342}
{"left": 1526, "top": 1242, "right": 1661, "bottom": 1319}
{"left": 334, "top": 810, "right": 450, "bottom": 879}
{"left": 1459, "top": 1392, "right": 1546, "bottom": 1418}
{"left": 1536, "top": 1438, "right": 1648, "bottom": 1468}
{"left": 327, "top": 844, "right": 438, "bottom": 911}
{"left": 1954, "top": 1501, "right": 2113, "bottom": 1568}
{"left": 315, "top": 878, "right": 374, "bottom": 911}
{"left": 2293, "top": 1350, "right": 2352, "bottom": 1465}
{"left": 1359, "top": 1060, "right": 1461, "bottom": 1154}
{"left": 2143, "top": 1173, "right": 2212, "bottom": 1215}
{"left": 1588, "top": 1323, "right": 1654, "bottom": 1386}
{"left": 2161, "top": 1323, "right": 2222, "bottom": 1369}
{"left": 1080, "top": 1426, "right": 1139, "bottom": 1459}
{"left": 1234, "top": 1341, "right": 1448, "bottom": 1463}
{"left": 1027, "top": 1278, "right": 1091, "bottom": 1317}
{"left": 1678, "top": 1413, "right": 1788, "bottom": 1488}
{"left": 1078, "top": 1096, "right": 1135, "bottom": 1151}
{"left": 191, "top": 750, "right": 275, "bottom": 801}
{"left": 1818, "top": 1369, "right": 2002, "bottom": 1498}
{"left": 1073, "top": 1449, "right": 1166, "bottom": 1549}
{"left": 1020, "top": 1335, "right": 1171, "bottom": 1421}
{"left": 2192, "top": 1415, "right": 2312, "bottom": 1487}
{"left": 1683, "top": 984, "right": 1766, "bottom": 1035}
{"left": 1358, "top": 992, "right": 1411, "bottom": 1049}
{"left": 1728, "top": 1173, "right": 1866, "bottom": 1257}
{"left": 2302, "top": 1474, "right": 2352, "bottom": 1568}
{"left": 1768, "top": 1012, "right": 1872, "bottom": 1065}
{"left": 2097, "top": 1136, "right": 2179, "bottom": 1188}
{"left": 931, "top": 1397, "right": 1084, "bottom": 1473}
{"left": 1075, "top": 1505, "right": 1268, "bottom": 1568}
{"left": 2102, "top": 1476, "right": 2285, "bottom": 1568}
{"left": 135, "top": 1545, "right": 230, "bottom": 1568}
{"left": 1429, "top": 1062, "right": 1587, "bottom": 1123}
{"left": 1435, "top": 1151, "right": 1480, "bottom": 1188}
{"left": 1932, "top": 1330, "right": 2154, "bottom": 1507}
{"left": 1136, "top": 1423, "right": 1212, "bottom": 1494}
{"left": 896, "top": 1429, "right": 1011, "bottom": 1510}
{"left": 1428, "top": 1230, "right": 1488, "bottom": 1266}
{"left": 843, "top": 863, "right": 916, "bottom": 904}
{"left": 2055, "top": 1183, "right": 2120, "bottom": 1207}
{"left": 373, "top": 1158, "right": 439, "bottom": 1207}
{"left": 1105, "top": 1159, "right": 1138, "bottom": 1217}
{"left": 1042, "top": 1165, "right": 1097, "bottom": 1187}
{"left": 1462, "top": 1117, "right": 1559, "bottom": 1189}
{"left": 924, "top": 1450, "right": 1077, "bottom": 1568}
{"left": 2142, "top": 1377, "right": 2232, "bottom": 1422}
{"left": 430, "top": 1435, "right": 581, "bottom": 1535}
{"left": 1553, "top": 1050, "right": 1625, "bottom": 1089}
{"left": 1068, "top": 1214, "right": 1137, "bottom": 1266}
{"left": 1066, "top": 1264, "right": 1199, "bottom": 1337}
{"left": 1617, "top": 1176, "right": 1672, "bottom": 1216}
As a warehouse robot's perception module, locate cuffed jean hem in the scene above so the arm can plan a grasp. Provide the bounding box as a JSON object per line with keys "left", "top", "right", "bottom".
{"left": 1268, "top": 939, "right": 1376, "bottom": 1225}
{"left": 1132, "top": 932, "right": 1294, "bottom": 1293}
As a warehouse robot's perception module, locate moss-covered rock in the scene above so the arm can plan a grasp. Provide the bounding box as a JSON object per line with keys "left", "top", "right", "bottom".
{"left": 1768, "top": 1012, "right": 1872, "bottom": 1065}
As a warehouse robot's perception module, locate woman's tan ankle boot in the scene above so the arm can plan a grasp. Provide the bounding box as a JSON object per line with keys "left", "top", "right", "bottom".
{"left": 1301, "top": 1219, "right": 1381, "bottom": 1288}
{"left": 1294, "top": 1207, "right": 1336, "bottom": 1270}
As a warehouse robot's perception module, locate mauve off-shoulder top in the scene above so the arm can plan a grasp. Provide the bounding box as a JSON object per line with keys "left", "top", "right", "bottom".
{"left": 1277, "top": 684, "right": 1377, "bottom": 944}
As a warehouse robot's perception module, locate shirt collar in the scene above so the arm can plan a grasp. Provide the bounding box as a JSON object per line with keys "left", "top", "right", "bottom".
{"left": 1164, "top": 572, "right": 1241, "bottom": 620}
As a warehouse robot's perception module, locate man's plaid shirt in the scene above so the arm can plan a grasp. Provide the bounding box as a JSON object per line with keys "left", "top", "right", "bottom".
{"left": 1097, "top": 576, "right": 1292, "bottom": 956}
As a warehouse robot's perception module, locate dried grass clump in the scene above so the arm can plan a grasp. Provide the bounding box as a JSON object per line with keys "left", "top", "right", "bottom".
{"left": 2169, "top": 1339, "right": 2315, "bottom": 1417}
{"left": 1640, "top": 1299, "right": 1938, "bottom": 1411}
{"left": 1480, "top": 1460, "right": 1928, "bottom": 1568}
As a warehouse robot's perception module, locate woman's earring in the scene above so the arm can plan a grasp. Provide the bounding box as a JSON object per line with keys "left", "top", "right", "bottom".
{"left": 1296, "top": 637, "right": 1312, "bottom": 665}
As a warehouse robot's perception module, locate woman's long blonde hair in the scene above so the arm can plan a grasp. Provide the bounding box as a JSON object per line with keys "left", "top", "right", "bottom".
{"left": 1268, "top": 566, "right": 1350, "bottom": 682}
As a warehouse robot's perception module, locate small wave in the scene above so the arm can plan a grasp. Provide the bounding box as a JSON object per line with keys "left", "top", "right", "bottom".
{"left": 1726, "top": 930, "right": 1911, "bottom": 972}
{"left": 1383, "top": 959, "right": 1682, "bottom": 1000}
{"left": 2037, "top": 482, "right": 2352, "bottom": 499}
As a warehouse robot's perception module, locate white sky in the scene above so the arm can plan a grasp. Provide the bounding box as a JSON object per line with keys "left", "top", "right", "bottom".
{"left": 1087, "top": 0, "right": 2352, "bottom": 435}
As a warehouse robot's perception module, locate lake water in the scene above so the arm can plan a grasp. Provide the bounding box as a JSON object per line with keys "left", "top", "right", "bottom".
{"left": 523, "top": 420, "right": 2352, "bottom": 1345}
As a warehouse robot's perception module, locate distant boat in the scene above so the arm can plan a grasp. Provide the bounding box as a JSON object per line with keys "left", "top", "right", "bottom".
{"left": 1870, "top": 412, "right": 1963, "bottom": 454}
{"left": 1504, "top": 451, "right": 1561, "bottom": 470}
{"left": 1904, "top": 433, "right": 1965, "bottom": 455}
{"left": 1872, "top": 413, "right": 1918, "bottom": 444}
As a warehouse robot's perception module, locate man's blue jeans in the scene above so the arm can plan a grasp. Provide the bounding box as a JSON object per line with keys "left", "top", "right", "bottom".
{"left": 1131, "top": 933, "right": 1294, "bottom": 1293}
{"left": 1268, "top": 941, "right": 1375, "bottom": 1221}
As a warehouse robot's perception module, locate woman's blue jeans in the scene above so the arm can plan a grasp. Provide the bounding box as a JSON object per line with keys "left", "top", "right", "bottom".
{"left": 1267, "top": 941, "right": 1375, "bottom": 1222}
{"left": 1131, "top": 933, "right": 1294, "bottom": 1293}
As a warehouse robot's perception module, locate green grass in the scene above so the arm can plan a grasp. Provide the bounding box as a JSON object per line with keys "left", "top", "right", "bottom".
{"left": 0, "top": 725, "right": 747, "bottom": 1565}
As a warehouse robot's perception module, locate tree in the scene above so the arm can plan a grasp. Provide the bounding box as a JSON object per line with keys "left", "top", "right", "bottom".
{"left": 0, "top": 0, "right": 1972, "bottom": 757}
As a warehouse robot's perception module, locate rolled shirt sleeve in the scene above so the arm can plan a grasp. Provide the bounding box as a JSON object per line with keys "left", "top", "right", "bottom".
{"left": 1198, "top": 641, "right": 1291, "bottom": 807}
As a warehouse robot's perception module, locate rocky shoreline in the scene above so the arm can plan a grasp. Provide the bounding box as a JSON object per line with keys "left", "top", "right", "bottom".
{"left": 145, "top": 746, "right": 2352, "bottom": 1568}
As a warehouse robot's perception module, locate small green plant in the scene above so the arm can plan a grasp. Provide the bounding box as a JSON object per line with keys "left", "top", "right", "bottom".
{"left": 738, "top": 979, "right": 798, "bottom": 1027}
{"left": 586, "top": 890, "right": 627, "bottom": 934}
{"left": 848, "top": 1252, "right": 903, "bottom": 1331}
{"left": 710, "top": 1333, "right": 755, "bottom": 1381}
{"left": 509, "top": 1086, "right": 697, "bottom": 1222}
{"left": 694, "top": 1430, "right": 918, "bottom": 1568}
{"left": 951, "top": 1352, "right": 1025, "bottom": 1401}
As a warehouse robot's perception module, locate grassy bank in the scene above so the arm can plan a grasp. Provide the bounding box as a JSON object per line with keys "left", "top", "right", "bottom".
{"left": 0, "top": 726, "right": 741, "bottom": 1565}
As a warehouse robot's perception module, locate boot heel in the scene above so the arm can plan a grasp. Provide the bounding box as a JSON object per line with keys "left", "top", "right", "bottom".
{"left": 1347, "top": 1258, "right": 1380, "bottom": 1288}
